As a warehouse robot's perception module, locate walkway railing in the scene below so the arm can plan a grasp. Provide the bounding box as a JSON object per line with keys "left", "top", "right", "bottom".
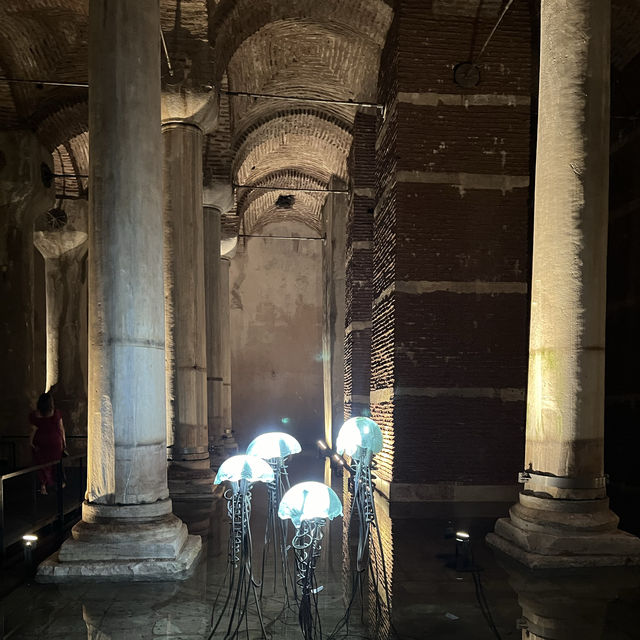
{"left": 0, "top": 454, "right": 87, "bottom": 559}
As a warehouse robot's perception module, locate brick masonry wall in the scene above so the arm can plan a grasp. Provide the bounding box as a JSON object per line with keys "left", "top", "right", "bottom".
{"left": 372, "top": 0, "right": 533, "bottom": 490}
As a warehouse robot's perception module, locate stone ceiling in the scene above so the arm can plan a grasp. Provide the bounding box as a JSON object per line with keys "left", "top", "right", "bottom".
{"left": 0, "top": 0, "right": 639, "bottom": 232}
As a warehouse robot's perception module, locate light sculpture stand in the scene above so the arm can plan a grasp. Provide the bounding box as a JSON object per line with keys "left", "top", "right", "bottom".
{"left": 247, "top": 431, "right": 302, "bottom": 602}
{"left": 278, "top": 481, "right": 343, "bottom": 640}
{"left": 334, "top": 417, "right": 391, "bottom": 635}
{"left": 209, "top": 454, "right": 274, "bottom": 640}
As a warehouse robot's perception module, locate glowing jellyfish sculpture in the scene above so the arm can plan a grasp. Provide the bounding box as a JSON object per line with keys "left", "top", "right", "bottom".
{"left": 335, "top": 417, "right": 391, "bottom": 633}
{"left": 278, "top": 481, "right": 342, "bottom": 640}
{"left": 210, "top": 455, "right": 274, "bottom": 640}
{"left": 247, "top": 432, "right": 301, "bottom": 600}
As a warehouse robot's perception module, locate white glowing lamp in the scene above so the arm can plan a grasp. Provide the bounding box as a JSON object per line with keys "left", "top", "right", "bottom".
{"left": 214, "top": 454, "right": 275, "bottom": 488}
{"left": 246, "top": 432, "right": 302, "bottom": 460}
{"left": 336, "top": 417, "right": 383, "bottom": 463}
{"left": 278, "top": 481, "right": 343, "bottom": 528}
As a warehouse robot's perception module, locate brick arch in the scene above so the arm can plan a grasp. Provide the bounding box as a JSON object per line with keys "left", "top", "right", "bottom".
{"left": 237, "top": 169, "right": 329, "bottom": 234}
{"left": 236, "top": 169, "right": 326, "bottom": 211}
{"left": 232, "top": 107, "right": 352, "bottom": 155}
{"left": 226, "top": 19, "right": 382, "bottom": 129}
{"left": 210, "top": 0, "right": 393, "bottom": 82}
{"left": 0, "top": 2, "right": 87, "bottom": 126}
{"left": 233, "top": 112, "right": 351, "bottom": 186}
{"left": 35, "top": 100, "right": 87, "bottom": 152}
{"left": 240, "top": 189, "right": 325, "bottom": 236}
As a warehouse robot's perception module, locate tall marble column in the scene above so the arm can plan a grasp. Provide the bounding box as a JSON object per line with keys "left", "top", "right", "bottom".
{"left": 38, "top": 0, "right": 200, "bottom": 581}
{"left": 0, "top": 131, "right": 54, "bottom": 428}
{"left": 33, "top": 223, "right": 88, "bottom": 432}
{"left": 203, "top": 205, "right": 223, "bottom": 466}
{"left": 220, "top": 239, "right": 238, "bottom": 454}
{"left": 220, "top": 255, "right": 233, "bottom": 446}
{"left": 488, "top": 0, "right": 640, "bottom": 567}
{"left": 203, "top": 183, "right": 233, "bottom": 467}
{"left": 161, "top": 53, "right": 218, "bottom": 498}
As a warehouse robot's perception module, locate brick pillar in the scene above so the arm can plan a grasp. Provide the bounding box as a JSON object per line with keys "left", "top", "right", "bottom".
{"left": 344, "top": 109, "right": 376, "bottom": 422}
{"left": 342, "top": 110, "right": 376, "bottom": 598}
{"left": 373, "top": 0, "right": 532, "bottom": 518}
{"left": 370, "top": 0, "right": 533, "bottom": 633}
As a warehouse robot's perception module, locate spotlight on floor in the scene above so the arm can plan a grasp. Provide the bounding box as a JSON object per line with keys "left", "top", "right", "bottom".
{"left": 455, "top": 530, "right": 472, "bottom": 572}
{"left": 22, "top": 534, "right": 38, "bottom": 575}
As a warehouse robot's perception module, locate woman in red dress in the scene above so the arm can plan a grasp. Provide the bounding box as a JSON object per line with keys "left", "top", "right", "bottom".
{"left": 29, "top": 392, "right": 67, "bottom": 495}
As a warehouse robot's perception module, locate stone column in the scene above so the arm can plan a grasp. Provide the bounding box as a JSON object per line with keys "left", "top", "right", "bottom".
{"left": 203, "top": 205, "right": 223, "bottom": 466}
{"left": 161, "top": 47, "right": 218, "bottom": 499}
{"left": 219, "top": 237, "right": 238, "bottom": 454}
{"left": 162, "top": 122, "right": 215, "bottom": 498}
{"left": 33, "top": 224, "right": 88, "bottom": 433}
{"left": 488, "top": 0, "right": 640, "bottom": 567}
{"left": 38, "top": 0, "right": 200, "bottom": 581}
{"left": 203, "top": 183, "right": 234, "bottom": 468}
{"left": 0, "top": 131, "right": 54, "bottom": 429}
{"left": 220, "top": 254, "right": 235, "bottom": 452}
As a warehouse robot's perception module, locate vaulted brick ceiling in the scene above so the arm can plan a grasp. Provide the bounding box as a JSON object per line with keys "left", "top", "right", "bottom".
{"left": 0, "top": 0, "right": 639, "bottom": 229}
{"left": 212, "top": 0, "right": 393, "bottom": 232}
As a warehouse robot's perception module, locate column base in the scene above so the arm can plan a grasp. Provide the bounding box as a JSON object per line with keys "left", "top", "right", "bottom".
{"left": 487, "top": 492, "right": 640, "bottom": 568}
{"left": 36, "top": 499, "right": 202, "bottom": 582}
{"left": 168, "top": 459, "right": 216, "bottom": 499}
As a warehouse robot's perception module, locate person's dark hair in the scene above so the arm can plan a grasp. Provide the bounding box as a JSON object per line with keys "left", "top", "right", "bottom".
{"left": 37, "top": 392, "right": 54, "bottom": 416}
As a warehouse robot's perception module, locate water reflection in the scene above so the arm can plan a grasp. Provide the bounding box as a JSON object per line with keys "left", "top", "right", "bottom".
{"left": 499, "top": 558, "right": 640, "bottom": 640}
{"left": 1, "top": 460, "right": 640, "bottom": 639}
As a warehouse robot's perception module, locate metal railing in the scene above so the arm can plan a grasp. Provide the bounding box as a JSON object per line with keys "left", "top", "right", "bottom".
{"left": 0, "top": 454, "right": 86, "bottom": 558}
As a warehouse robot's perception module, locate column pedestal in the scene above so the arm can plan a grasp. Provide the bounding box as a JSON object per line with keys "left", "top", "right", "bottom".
{"left": 488, "top": 494, "right": 640, "bottom": 568}
{"left": 39, "top": 501, "right": 201, "bottom": 581}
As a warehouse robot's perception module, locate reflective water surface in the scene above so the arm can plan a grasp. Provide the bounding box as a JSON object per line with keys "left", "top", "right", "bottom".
{"left": 1, "top": 455, "right": 639, "bottom": 639}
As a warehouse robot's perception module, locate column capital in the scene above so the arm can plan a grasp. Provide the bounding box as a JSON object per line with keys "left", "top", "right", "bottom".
{"left": 203, "top": 181, "right": 234, "bottom": 215}
{"left": 221, "top": 236, "right": 237, "bottom": 260}
{"left": 34, "top": 230, "right": 88, "bottom": 259}
{"left": 161, "top": 84, "right": 219, "bottom": 134}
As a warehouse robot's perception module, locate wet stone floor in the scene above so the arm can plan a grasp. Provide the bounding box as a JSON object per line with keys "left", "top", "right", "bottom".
{"left": 1, "top": 454, "right": 640, "bottom": 639}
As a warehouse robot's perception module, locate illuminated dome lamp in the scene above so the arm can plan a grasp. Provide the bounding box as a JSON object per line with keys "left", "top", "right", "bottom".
{"left": 214, "top": 454, "right": 274, "bottom": 492}
{"left": 246, "top": 432, "right": 302, "bottom": 601}
{"left": 246, "top": 431, "right": 301, "bottom": 461}
{"left": 336, "top": 416, "right": 383, "bottom": 464}
{"left": 211, "top": 455, "right": 274, "bottom": 638}
{"left": 278, "top": 481, "right": 342, "bottom": 528}
{"left": 279, "top": 481, "right": 343, "bottom": 640}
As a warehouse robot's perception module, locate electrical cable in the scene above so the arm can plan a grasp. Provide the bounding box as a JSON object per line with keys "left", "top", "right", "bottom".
{"left": 469, "top": 544, "right": 502, "bottom": 640}
{"left": 473, "top": 0, "right": 517, "bottom": 63}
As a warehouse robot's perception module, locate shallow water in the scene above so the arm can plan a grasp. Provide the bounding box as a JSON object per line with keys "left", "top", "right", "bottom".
{"left": 1, "top": 454, "right": 639, "bottom": 639}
